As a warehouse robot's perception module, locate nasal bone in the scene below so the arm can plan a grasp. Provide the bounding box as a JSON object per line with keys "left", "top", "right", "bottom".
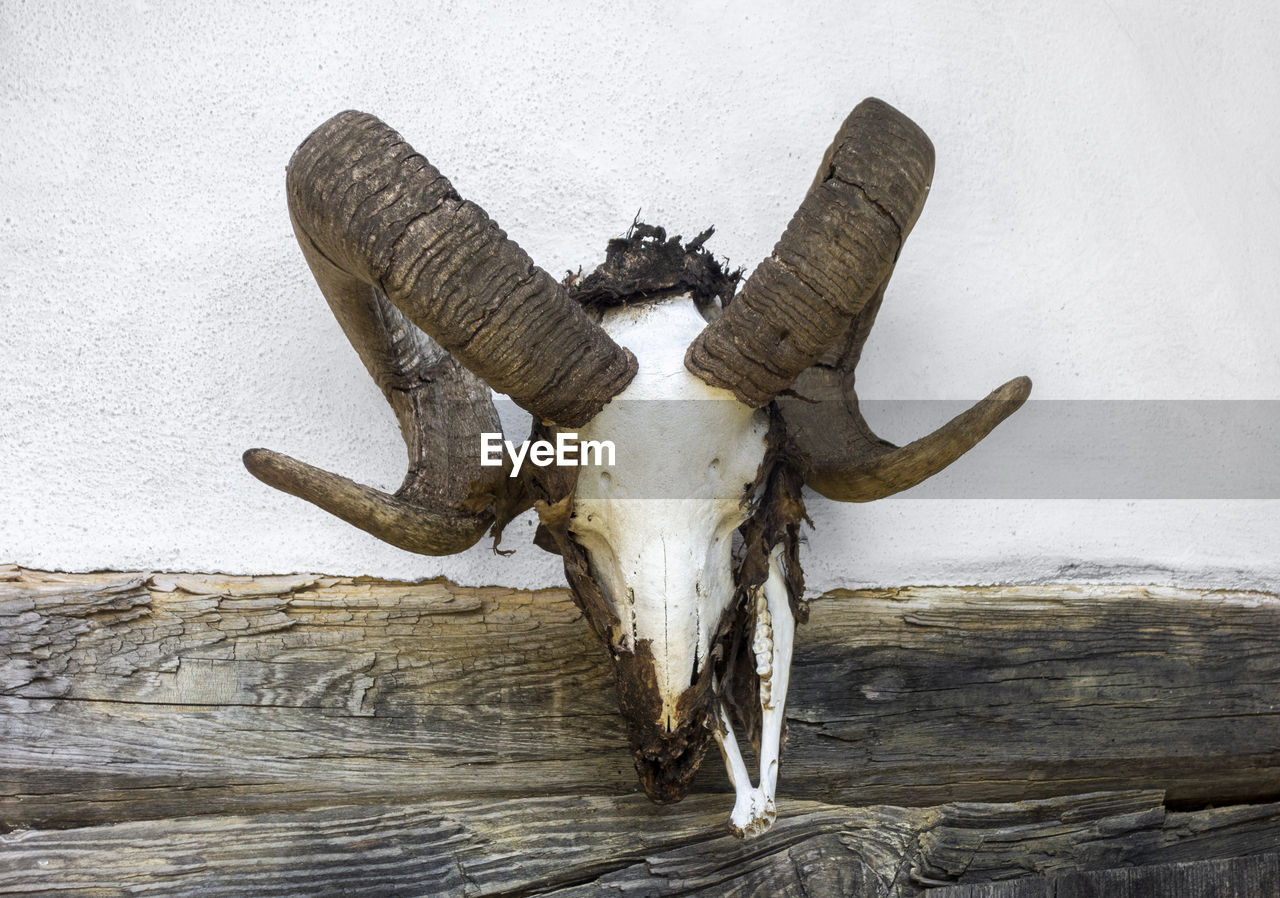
{"left": 633, "top": 592, "right": 702, "bottom": 734}
{"left": 621, "top": 539, "right": 706, "bottom": 734}
{"left": 659, "top": 658, "right": 698, "bottom": 734}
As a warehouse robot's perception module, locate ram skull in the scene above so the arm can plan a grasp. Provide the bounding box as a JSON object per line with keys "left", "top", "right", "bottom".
{"left": 244, "top": 100, "right": 1031, "bottom": 838}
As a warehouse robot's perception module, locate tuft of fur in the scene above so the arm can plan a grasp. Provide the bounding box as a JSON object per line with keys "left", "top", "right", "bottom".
{"left": 567, "top": 221, "right": 740, "bottom": 315}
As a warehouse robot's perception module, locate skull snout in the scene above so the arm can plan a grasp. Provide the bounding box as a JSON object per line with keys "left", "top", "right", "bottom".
{"left": 608, "top": 531, "right": 732, "bottom": 733}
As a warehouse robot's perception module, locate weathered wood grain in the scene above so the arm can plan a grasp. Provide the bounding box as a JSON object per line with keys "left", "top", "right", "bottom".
{"left": 931, "top": 854, "right": 1280, "bottom": 898}
{"left": 2, "top": 568, "right": 1279, "bottom": 895}
{"left": 2, "top": 569, "right": 1279, "bottom": 830}
{"left": 1, "top": 790, "right": 1277, "bottom": 896}
{"left": 789, "top": 582, "right": 1280, "bottom": 809}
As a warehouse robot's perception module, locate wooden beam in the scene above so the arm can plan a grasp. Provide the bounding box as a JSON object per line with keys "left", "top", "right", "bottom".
{"left": 1, "top": 790, "right": 1277, "bottom": 895}
{"left": 2, "top": 569, "right": 1278, "bottom": 829}
{"left": 4, "top": 568, "right": 1279, "bottom": 894}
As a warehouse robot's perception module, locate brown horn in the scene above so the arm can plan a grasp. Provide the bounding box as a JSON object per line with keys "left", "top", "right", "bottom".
{"left": 688, "top": 98, "right": 1030, "bottom": 500}
{"left": 685, "top": 98, "right": 934, "bottom": 406}
{"left": 780, "top": 347, "right": 1031, "bottom": 503}
{"left": 248, "top": 109, "right": 646, "bottom": 554}
{"left": 243, "top": 228, "right": 525, "bottom": 554}
{"left": 285, "top": 110, "right": 636, "bottom": 427}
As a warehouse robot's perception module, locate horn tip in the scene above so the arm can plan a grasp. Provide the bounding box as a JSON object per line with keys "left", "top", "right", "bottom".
{"left": 242, "top": 447, "right": 296, "bottom": 490}
{"left": 242, "top": 446, "right": 270, "bottom": 474}
{"left": 1000, "top": 375, "right": 1033, "bottom": 404}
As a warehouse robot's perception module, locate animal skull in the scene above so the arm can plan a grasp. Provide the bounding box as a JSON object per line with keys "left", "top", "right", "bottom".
{"left": 244, "top": 100, "right": 1031, "bottom": 837}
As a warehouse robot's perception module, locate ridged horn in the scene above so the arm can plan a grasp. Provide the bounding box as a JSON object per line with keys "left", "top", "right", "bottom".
{"left": 247, "top": 109, "right": 634, "bottom": 554}
{"left": 244, "top": 226, "right": 521, "bottom": 554}
{"left": 689, "top": 98, "right": 1031, "bottom": 500}
{"left": 780, "top": 345, "right": 1031, "bottom": 503}
{"left": 685, "top": 98, "right": 934, "bottom": 407}
{"left": 285, "top": 110, "right": 637, "bottom": 427}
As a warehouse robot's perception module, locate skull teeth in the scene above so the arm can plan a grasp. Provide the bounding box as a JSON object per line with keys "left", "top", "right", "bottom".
{"left": 752, "top": 589, "right": 774, "bottom": 707}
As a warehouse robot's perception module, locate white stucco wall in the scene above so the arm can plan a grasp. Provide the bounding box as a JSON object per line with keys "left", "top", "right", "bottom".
{"left": 2, "top": 1, "right": 1278, "bottom": 591}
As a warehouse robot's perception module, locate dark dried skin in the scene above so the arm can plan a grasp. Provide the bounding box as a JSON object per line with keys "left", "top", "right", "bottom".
{"left": 686, "top": 98, "right": 935, "bottom": 407}
{"left": 616, "top": 641, "right": 717, "bottom": 804}
{"left": 718, "top": 406, "right": 809, "bottom": 758}
{"left": 569, "top": 222, "right": 739, "bottom": 314}
{"left": 285, "top": 110, "right": 637, "bottom": 427}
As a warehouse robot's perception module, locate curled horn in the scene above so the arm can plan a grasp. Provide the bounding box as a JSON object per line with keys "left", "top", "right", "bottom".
{"left": 284, "top": 111, "right": 636, "bottom": 427}
{"left": 243, "top": 252, "right": 514, "bottom": 555}
{"left": 685, "top": 98, "right": 933, "bottom": 406}
{"left": 246, "top": 110, "right": 637, "bottom": 553}
{"left": 686, "top": 98, "right": 1030, "bottom": 501}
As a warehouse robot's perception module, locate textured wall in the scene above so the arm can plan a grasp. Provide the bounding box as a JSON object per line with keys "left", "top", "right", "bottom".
{"left": 2, "top": 1, "right": 1278, "bottom": 590}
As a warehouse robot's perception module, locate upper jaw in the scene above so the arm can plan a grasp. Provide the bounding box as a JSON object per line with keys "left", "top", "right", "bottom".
{"left": 612, "top": 633, "right": 719, "bottom": 804}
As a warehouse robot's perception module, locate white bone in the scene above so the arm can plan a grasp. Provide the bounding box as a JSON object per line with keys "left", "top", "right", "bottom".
{"left": 753, "top": 588, "right": 774, "bottom": 706}
{"left": 713, "top": 544, "right": 795, "bottom": 838}
{"left": 713, "top": 698, "right": 775, "bottom": 838}
{"left": 560, "top": 294, "right": 797, "bottom": 835}
{"left": 565, "top": 296, "right": 769, "bottom": 730}
{"left": 756, "top": 544, "right": 795, "bottom": 805}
